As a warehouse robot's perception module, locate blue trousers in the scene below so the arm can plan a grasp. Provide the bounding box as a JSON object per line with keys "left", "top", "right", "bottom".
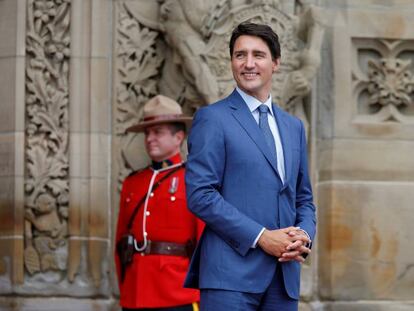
{"left": 200, "top": 267, "right": 298, "bottom": 311}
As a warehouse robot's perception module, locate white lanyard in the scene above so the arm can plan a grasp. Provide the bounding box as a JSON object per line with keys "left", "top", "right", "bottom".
{"left": 134, "top": 162, "right": 183, "bottom": 251}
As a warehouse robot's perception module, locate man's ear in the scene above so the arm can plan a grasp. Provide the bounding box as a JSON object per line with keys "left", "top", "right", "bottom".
{"left": 175, "top": 130, "right": 185, "bottom": 145}
{"left": 272, "top": 58, "right": 281, "bottom": 72}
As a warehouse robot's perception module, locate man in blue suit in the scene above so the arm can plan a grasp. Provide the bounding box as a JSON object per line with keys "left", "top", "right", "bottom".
{"left": 184, "top": 22, "right": 316, "bottom": 311}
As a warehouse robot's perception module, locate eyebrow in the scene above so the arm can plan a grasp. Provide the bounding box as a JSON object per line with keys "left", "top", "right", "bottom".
{"left": 233, "top": 49, "right": 268, "bottom": 55}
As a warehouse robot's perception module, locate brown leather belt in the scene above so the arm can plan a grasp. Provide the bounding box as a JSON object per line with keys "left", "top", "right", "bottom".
{"left": 136, "top": 240, "right": 191, "bottom": 257}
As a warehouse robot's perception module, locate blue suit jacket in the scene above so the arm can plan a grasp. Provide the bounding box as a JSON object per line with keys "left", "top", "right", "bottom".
{"left": 184, "top": 90, "right": 316, "bottom": 299}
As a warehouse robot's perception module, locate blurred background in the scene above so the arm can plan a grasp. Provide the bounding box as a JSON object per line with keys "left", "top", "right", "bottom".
{"left": 0, "top": 0, "right": 413, "bottom": 310}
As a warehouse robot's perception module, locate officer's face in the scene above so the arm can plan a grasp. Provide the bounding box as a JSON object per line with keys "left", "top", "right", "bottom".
{"left": 231, "top": 35, "right": 279, "bottom": 103}
{"left": 144, "top": 124, "right": 184, "bottom": 162}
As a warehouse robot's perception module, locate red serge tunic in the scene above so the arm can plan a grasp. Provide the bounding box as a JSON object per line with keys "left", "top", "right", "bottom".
{"left": 115, "top": 153, "right": 204, "bottom": 309}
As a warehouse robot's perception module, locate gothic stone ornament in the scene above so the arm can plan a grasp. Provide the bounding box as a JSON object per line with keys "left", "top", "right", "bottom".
{"left": 353, "top": 39, "right": 414, "bottom": 123}
{"left": 367, "top": 58, "right": 414, "bottom": 122}
{"left": 24, "top": 0, "right": 71, "bottom": 277}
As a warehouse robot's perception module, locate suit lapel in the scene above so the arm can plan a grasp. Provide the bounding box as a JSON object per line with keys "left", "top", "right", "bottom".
{"left": 272, "top": 104, "right": 292, "bottom": 185}
{"left": 228, "top": 90, "right": 280, "bottom": 178}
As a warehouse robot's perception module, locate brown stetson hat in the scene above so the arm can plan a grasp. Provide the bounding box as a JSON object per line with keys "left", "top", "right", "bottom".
{"left": 126, "top": 95, "right": 192, "bottom": 133}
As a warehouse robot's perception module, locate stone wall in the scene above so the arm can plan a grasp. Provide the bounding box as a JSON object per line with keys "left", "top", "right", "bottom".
{"left": 316, "top": 1, "right": 414, "bottom": 309}
{"left": 0, "top": 0, "right": 413, "bottom": 310}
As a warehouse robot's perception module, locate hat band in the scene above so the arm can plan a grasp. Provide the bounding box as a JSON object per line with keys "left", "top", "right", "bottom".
{"left": 142, "top": 114, "right": 185, "bottom": 122}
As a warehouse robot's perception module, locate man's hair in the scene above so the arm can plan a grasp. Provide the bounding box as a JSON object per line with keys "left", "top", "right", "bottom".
{"left": 168, "top": 122, "right": 187, "bottom": 135}
{"left": 229, "top": 22, "right": 281, "bottom": 60}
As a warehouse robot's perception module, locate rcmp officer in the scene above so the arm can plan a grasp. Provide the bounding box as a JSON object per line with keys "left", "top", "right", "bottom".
{"left": 115, "top": 95, "right": 204, "bottom": 311}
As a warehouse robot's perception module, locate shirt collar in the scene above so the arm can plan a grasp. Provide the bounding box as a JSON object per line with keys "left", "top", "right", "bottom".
{"left": 236, "top": 87, "right": 273, "bottom": 116}
{"left": 151, "top": 153, "right": 182, "bottom": 170}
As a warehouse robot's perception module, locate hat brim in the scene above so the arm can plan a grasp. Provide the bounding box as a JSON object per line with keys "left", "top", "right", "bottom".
{"left": 126, "top": 117, "right": 193, "bottom": 133}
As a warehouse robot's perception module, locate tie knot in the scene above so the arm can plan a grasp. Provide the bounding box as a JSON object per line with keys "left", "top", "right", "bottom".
{"left": 258, "top": 105, "right": 270, "bottom": 114}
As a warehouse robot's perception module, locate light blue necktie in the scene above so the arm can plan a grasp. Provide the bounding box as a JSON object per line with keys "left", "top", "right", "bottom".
{"left": 258, "top": 105, "right": 277, "bottom": 160}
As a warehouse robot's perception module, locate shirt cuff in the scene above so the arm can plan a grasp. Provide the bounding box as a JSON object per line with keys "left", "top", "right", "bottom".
{"left": 298, "top": 228, "right": 311, "bottom": 247}
{"left": 252, "top": 227, "right": 266, "bottom": 248}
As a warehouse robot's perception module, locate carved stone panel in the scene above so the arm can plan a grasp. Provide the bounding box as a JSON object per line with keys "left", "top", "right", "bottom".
{"left": 113, "top": 1, "right": 164, "bottom": 186}
{"left": 352, "top": 38, "right": 414, "bottom": 123}
{"left": 24, "top": 0, "right": 71, "bottom": 279}
{"left": 332, "top": 8, "right": 414, "bottom": 139}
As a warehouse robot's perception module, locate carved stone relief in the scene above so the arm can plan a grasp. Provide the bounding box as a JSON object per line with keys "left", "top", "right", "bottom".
{"left": 114, "top": 2, "right": 165, "bottom": 185}
{"left": 24, "top": 0, "right": 71, "bottom": 276}
{"left": 115, "top": 0, "right": 324, "bottom": 181}
{"left": 126, "top": 0, "right": 324, "bottom": 122}
{"left": 352, "top": 38, "right": 414, "bottom": 123}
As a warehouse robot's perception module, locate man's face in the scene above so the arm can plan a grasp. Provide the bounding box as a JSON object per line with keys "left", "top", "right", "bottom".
{"left": 144, "top": 124, "right": 184, "bottom": 162}
{"left": 231, "top": 35, "right": 279, "bottom": 102}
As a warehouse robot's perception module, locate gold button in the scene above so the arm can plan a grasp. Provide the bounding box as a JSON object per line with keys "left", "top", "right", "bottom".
{"left": 150, "top": 192, "right": 154, "bottom": 197}
{"left": 146, "top": 211, "right": 150, "bottom": 216}
{"left": 170, "top": 196, "right": 176, "bottom": 202}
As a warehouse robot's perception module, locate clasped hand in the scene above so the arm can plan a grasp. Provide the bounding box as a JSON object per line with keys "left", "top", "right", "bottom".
{"left": 257, "top": 227, "right": 311, "bottom": 263}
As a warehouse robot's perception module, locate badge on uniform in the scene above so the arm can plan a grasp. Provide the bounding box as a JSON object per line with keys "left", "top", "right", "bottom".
{"left": 169, "top": 177, "right": 178, "bottom": 202}
{"left": 169, "top": 177, "right": 179, "bottom": 194}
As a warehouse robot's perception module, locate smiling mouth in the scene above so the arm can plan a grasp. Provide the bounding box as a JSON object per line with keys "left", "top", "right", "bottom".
{"left": 242, "top": 72, "right": 259, "bottom": 78}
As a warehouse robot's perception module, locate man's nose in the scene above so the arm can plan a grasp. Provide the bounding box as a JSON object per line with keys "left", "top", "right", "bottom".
{"left": 145, "top": 132, "right": 154, "bottom": 142}
{"left": 245, "top": 55, "right": 255, "bottom": 68}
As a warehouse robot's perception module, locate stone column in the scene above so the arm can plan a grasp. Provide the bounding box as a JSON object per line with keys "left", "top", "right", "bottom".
{"left": 1, "top": 0, "right": 115, "bottom": 309}
{"left": 67, "top": 0, "right": 112, "bottom": 292}
{"left": 0, "top": 0, "right": 26, "bottom": 292}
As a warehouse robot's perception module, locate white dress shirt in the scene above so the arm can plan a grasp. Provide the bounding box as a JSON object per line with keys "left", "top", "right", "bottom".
{"left": 236, "top": 87, "right": 285, "bottom": 182}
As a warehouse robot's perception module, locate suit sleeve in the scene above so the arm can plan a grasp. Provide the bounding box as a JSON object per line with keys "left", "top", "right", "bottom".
{"left": 294, "top": 121, "right": 317, "bottom": 244}
{"left": 185, "top": 107, "right": 263, "bottom": 256}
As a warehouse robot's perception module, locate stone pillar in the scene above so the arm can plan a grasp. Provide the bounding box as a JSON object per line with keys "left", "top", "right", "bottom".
{"left": 0, "top": 0, "right": 26, "bottom": 293}
{"left": 1, "top": 0, "right": 115, "bottom": 309}
{"left": 67, "top": 0, "right": 112, "bottom": 294}
{"left": 317, "top": 1, "right": 414, "bottom": 310}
